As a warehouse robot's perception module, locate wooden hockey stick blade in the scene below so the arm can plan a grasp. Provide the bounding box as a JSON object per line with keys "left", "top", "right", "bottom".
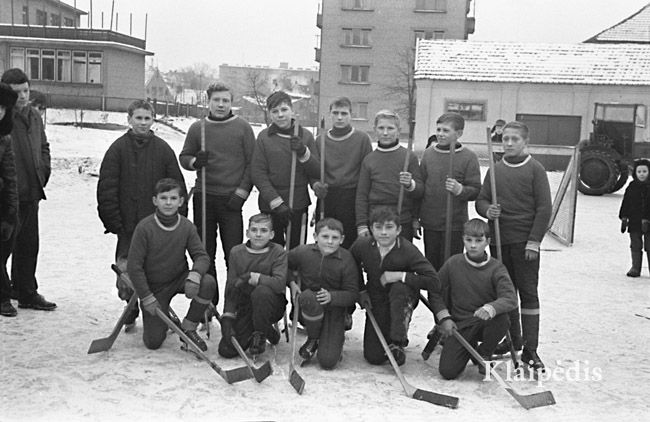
{"left": 155, "top": 307, "right": 253, "bottom": 384}
{"left": 452, "top": 330, "right": 555, "bottom": 409}
{"left": 87, "top": 291, "right": 138, "bottom": 354}
{"left": 289, "top": 367, "right": 305, "bottom": 394}
{"left": 366, "top": 308, "right": 458, "bottom": 409}
{"left": 230, "top": 336, "right": 272, "bottom": 383}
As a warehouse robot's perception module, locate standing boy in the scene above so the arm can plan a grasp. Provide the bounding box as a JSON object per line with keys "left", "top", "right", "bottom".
{"left": 350, "top": 207, "right": 438, "bottom": 366}
{"left": 418, "top": 112, "right": 481, "bottom": 271}
{"left": 251, "top": 91, "right": 320, "bottom": 248}
{"left": 1, "top": 68, "right": 54, "bottom": 311}
{"left": 218, "top": 213, "right": 287, "bottom": 357}
{"left": 98, "top": 100, "right": 186, "bottom": 329}
{"left": 356, "top": 110, "right": 422, "bottom": 241}
{"left": 312, "top": 97, "right": 373, "bottom": 249}
{"left": 288, "top": 218, "right": 359, "bottom": 368}
{"left": 430, "top": 219, "right": 517, "bottom": 380}
{"left": 179, "top": 82, "right": 256, "bottom": 306}
{"left": 127, "top": 178, "right": 216, "bottom": 351}
{"left": 476, "top": 121, "right": 552, "bottom": 372}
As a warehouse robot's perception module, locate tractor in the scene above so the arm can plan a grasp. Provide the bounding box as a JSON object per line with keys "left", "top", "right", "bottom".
{"left": 579, "top": 102, "right": 650, "bottom": 195}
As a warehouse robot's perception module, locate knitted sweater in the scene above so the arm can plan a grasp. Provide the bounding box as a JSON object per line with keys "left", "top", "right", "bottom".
{"left": 223, "top": 242, "right": 288, "bottom": 314}
{"left": 288, "top": 244, "right": 359, "bottom": 307}
{"left": 429, "top": 253, "right": 517, "bottom": 324}
{"left": 355, "top": 145, "right": 423, "bottom": 227}
{"left": 476, "top": 155, "right": 552, "bottom": 248}
{"left": 179, "top": 115, "right": 255, "bottom": 198}
{"left": 419, "top": 144, "right": 481, "bottom": 231}
{"left": 251, "top": 125, "right": 320, "bottom": 211}
{"left": 322, "top": 128, "right": 373, "bottom": 189}
{"left": 127, "top": 214, "right": 209, "bottom": 299}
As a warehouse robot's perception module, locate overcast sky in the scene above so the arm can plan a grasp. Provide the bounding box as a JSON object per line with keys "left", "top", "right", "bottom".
{"left": 80, "top": 0, "right": 648, "bottom": 71}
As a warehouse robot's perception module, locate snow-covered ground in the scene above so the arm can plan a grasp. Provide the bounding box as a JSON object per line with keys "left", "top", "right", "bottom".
{"left": 2, "top": 110, "right": 649, "bottom": 421}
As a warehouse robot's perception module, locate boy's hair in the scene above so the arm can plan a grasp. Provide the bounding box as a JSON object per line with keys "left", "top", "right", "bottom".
{"left": 154, "top": 178, "right": 185, "bottom": 196}
{"left": 315, "top": 217, "right": 344, "bottom": 236}
{"left": 329, "top": 97, "right": 352, "bottom": 111}
{"left": 436, "top": 112, "right": 465, "bottom": 131}
{"left": 206, "top": 82, "right": 233, "bottom": 100}
{"left": 1, "top": 68, "right": 29, "bottom": 85}
{"left": 374, "top": 109, "right": 400, "bottom": 128}
{"left": 503, "top": 121, "right": 529, "bottom": 139}
{"left": 369, "top": 206, "right": 400, "bottom": 227}
{"left": 463, "top": 218, "right": 491, "bottom": 238}
{"left": 127, "top": 99, "right": 155, "bottom": 118}
{"left": 248, "top": 213, "right": 273, "bottom": 229}
{"left": 266, "top": 91, "right": 292, "bottom": 110}
{"left": 0, "top": 82, "right": 17, "bottom": 136}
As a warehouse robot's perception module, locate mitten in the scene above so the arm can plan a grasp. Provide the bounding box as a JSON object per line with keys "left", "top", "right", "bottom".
{"left": 358, "top": 290, "right": 372, "bottom": 309}
{"left": 290, "top": 136, "right": 307, "bottom": 156}
{"left": 312, "top": 182, "right": 328, "bottom": 199}
{"left": 226, "top": 193, "right": 246, "bottom": 211}
{"left": 220, "top": 312, "right": 236, "bottom": 340}
{"left": 273, "top": 203, "right": 292, "bottom": 226}
{"left": 193, "top": 150, "right": 209, "bottom": 169}
{"left": 184, "top": 271, "right": 201, "bottom": 298}
{"left": 141, "top": 294, "right": 161, "bottom": 316}
{"left": 0, "top": 221, "right": 14, "bottom": 242}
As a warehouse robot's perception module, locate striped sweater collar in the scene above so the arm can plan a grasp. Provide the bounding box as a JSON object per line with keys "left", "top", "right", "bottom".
{"left": 204, "top": 114, "right": 237, "bottom": 124}
{"left": 245, "top": 241, "right": 271, "bottom": 254}
{"left": 377, "top": 143, "right": 400, "bottom": 152}
{"left": 503, "top": 155, "right": 531, "bottom": 168}
{"left": 433, "top": 143, "right": 464, "bottom": 154}
{"left": 463, "top": 253, "right": 490, "bottom": 268}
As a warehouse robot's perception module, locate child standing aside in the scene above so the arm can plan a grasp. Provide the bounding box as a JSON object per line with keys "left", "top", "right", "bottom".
{"left": 619, "top": 159, "right": 650, "bottom": 277}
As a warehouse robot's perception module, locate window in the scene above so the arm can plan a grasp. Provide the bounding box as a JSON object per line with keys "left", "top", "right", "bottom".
{"left": 88, "top": 52, "right": 102, "bottom": 83}
{"left": 64, "top": 17, "right": 74, "bottom": 27}
{"left": 415, "top": 0, "right": 447, "bottom": 11}
{"left": 36, "top": 9, "right": 47, "bottom": 26}
{"left": 343, "top": 28, "right": 371, "bottom": 46}
{"left": 343, "top": 0, "right": 371, "bottom": 10}
{"left": 22, "top": 6, "right": 29, "bottom": 24}
{"left": 72, "top": 51, "right": 87, "bottom": 83}
{"left": 51, "top": 14, "right": 61, "bottom": 26}
{"left": 352, "top": 102, "right": 369, "bottom": 120}
{"left": 57, "top": 51, "right": 71, "bottom": 82}
{"left": 10, "top": 48, "right": 25, "bottom": 70}
{"left": 446, "top": 100, "right": 486, "bottom": 121}
{"left": 27, "top": 49, "right": 40, "bottom": 80}
{"left": 41, "top": 50, "right": 55, "bottom": 81}
{"left": 341, "top": 65, "right": 370, "bottom": 83}
{"left": 414, "top": 30, "right": 444, "bottom": 43}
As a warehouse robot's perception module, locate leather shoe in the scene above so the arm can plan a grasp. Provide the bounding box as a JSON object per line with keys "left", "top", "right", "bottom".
{"left": 0, "top": 300, "right": 17, "bottom": 317}
{"left": 18, "top": 293, "right": 57, "bottom": 311}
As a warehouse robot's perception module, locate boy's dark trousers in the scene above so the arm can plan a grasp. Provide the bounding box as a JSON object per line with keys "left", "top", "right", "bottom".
{"left": 363, "top": 282, "right": 419, "bottom": 365}
{"left": 438, "top": 314, "right": 510, "bottom": 380}
{"left": 628, "top": 231, "right": 649, "bottom": 273}
{"left": 10, "top": 200, "right": 40, "bottom": 301}
{"left": 492, "top": 242, "right": 540, "bottom": 352}
{"left": 193, "top": 193, "right": 245, "bottom": 305}
{"left": 0, "top": 232, "right": 16, "bottom": 302}
{"left": 298, "top": 289, "right": 347, "bottom": 369}
{"left": 270, "top": 207, "right": 307, "bottom": 250}
{"left": 218, "top": 284, "right": 286, "bottom": 358}
{"left": 423, "top": 229, "right": 464, "bottom": 271}
{"left": 141, "top": 272, "right": 216, "bottom": 350}
{"left": 316, "top": 187, "right": 358, "bottom": 249}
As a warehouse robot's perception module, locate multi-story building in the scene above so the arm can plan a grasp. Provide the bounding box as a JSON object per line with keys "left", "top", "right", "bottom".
{"left": 315, "top": 0, "right": 475, "bottom": 136}
{"left": 0, "top": 0, "right": 152, "bottom": 110}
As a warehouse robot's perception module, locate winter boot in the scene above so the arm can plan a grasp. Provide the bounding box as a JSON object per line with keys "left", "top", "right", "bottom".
{"left": 627, "top": 250, "right": 642, "bottom": 277}
{"left": 266, "top": 325, "right": 281, "bottom": 346}
{"left": 521, "top": 348, "right": 545, "bottom": 373}
{"left": 389, "top": 343, "right": 406, "bottom": 366}
{"left": 249, "top": 331, "right": 267, "bottom": 355}
{"left": 299, "top": 338, "right": 319, "bottom": 361}
{"left": 182, "top": 329, "right": 208, "bottom": 352}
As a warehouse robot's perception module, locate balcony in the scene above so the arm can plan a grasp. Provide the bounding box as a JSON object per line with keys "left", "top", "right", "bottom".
{"left": 316, "top": 13, "right": 322, "bottom": 28}
{"left": 0, "top": 24, "right": 146, "bottom": 50}
{"left": 314, "top": 47, "right": 321, "bottom": 62}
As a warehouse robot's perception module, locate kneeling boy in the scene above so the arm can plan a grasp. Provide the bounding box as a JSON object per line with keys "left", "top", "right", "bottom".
{"left": 127, "top": 178, "right": 216, "bottom": 351}
{"left": 432, "top": 219, "right": 517, "bottom": 380}
{"left": 351, "top": 207, "right": 438, "bottom": 366}
{"left": 288, "top": 218, "right": 359, "bottom": 369}
{"left": 218, "top": 213, "right": 287, "bottom": 357}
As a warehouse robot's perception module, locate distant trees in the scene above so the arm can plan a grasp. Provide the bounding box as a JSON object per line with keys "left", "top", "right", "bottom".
{"left": 383, "top": 47, "right": 417, "bottom": 140}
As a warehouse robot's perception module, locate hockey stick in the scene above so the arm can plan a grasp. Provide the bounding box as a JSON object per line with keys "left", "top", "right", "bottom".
{"left": 452, "top": 330, "right": 555, "bottom": 409}
{"left": 200, "top": 119, "right": 212, "bottom": 340}
{"left": 288, "top": 278, "right": 305, "bottom": 394}
{"left": 365, "top": 307, "right": 459, "bottom": 408}
{"left": 319, "top": 117, "right": 326, "bottom": 220}
{"left": 396, "top": 134, "right": 414, "bottom": 217}
{"left": 444, "top": 140, "right": 456, "bottom": 261}
{"left": 87, "top": 287, "right": 138, "bottom": 353}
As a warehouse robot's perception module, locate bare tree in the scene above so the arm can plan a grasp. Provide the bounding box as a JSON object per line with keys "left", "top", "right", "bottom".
{"left": 242, "top": 68, "right": 271, "bottom": 125}
{"left": 383, "top": 47, "right": 417, "bottom": 140}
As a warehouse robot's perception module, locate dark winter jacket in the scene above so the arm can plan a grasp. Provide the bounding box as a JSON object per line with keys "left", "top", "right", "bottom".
{"left": 97, "top": 130, "right": 186, "bottom": 236}
{"left": 0, "top": 134, "right": 18, "bottom": 227}
{"left": 619, "top": 163, "right": 650, "bottom": 233}
{"left": 10, "top": 106, "right": 50, "bottom": 201}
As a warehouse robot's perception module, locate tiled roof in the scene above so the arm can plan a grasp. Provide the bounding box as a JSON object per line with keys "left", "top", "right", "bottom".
{"left": 586, "top": 3, "right": 650, "bottom": 43}
{"left": 414, "top": 40, "right": 650, "bottom": 86}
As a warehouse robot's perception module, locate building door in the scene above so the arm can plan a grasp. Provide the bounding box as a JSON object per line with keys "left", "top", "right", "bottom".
{"left": 516, "top": 114, "right": 581, "bottom": 170}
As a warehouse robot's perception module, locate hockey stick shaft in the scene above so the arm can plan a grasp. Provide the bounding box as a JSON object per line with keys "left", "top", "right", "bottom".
{"left": 444, "top": 141, "right": 456, "bottom": 261}
{"left": 319, "top": 117, "right": 325, "bottom": 220}
{"left": 396, "top": 135, "right": 414, "bottom": 217}
{"left": 200, "top": 119, "right": 211, "bottom": 339}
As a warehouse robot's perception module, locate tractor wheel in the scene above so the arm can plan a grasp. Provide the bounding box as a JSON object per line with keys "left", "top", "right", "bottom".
{"left": 578, "top": 150, "right": 619, "bottom": 196}
{"left": 610, "top": 162, "right": 630, "bottom": 193}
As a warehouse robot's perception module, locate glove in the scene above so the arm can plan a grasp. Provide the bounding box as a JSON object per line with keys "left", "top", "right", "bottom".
{"left": 193, "top": 150, "right": 209, "bottom": 169}
{"left": 141, "top": 294, "right": 162, "bottom": 316}
{"left": 358, "top": 290, "right": 372, "bottom": 309}
{"left": 412, "top": 220, "right": 422, "bottom": 240}
{"left": 220, "top": 312, "right": 236, "bottom": 340}
{"left": 184, "top": 271, "right": 201, "bottom": 298}
{"left": 643, "top": 219, "right": 650, "bottom": 234}
{"left": 312, "top": 182, "right": 328, "bottom": 199}
{"left": 0, "top": 221, "right": 14, "bottom": 242}
{"left": 621, "top": 218, "right": 628, "bottom": 233}
{"left": 226, "top": 193, "right": 246, "bottom": 211}
{"left": 273, "top": 203, "right": 292, "bottom": 226}
{"left": 290, "top": 136, "right": 307, "bottom": 156}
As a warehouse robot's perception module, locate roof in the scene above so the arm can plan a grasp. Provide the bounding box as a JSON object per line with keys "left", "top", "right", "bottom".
{"left": 414, "top": 40, "right": 650, "bottom": 86}
{"left": 45, "top": 0, "right": 88, "bottom": 16}
{"left": 585, "top": 3, "right": 650, "bottom": 43}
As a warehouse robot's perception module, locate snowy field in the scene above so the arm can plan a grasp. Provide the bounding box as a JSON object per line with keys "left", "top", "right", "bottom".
{"left": 1, "top": 110, "right": 649, "bottom": 421}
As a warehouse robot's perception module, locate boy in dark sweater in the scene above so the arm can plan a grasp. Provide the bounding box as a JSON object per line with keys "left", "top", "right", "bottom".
{"left": 431, "top": 219, "right": 517, "bottom": 380}
{"left": 476, "top": 121, "right": 552, "bottom": 372}
{"left": 251, "top": 91, "right": 320, "bottom": 249}
{"left": 356, "top": 110, "right": 422, "bottom": 242}
{"left": 98, "top": 100, "right": 186, "bottom": 330}
{"left": 619, "top": 159, "right": 650, "bottom": 277}
{"left": 351, "top": 207, "right": 438, "bottom": 366}
{"left": 218, "top": 213, "right": 287, "bottom": 357}
{"left": 288, "top": 218, "right": 359, "bottom": 368}
{"left": 127, "top": 178, "right": 216, "bottom": 351}
{"left": 179, "top": 83, "right": 256, "bottom": 304}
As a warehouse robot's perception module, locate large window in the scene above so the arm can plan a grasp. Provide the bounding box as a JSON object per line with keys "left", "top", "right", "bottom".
{"left": 446, "top": 100, "right": 486, "bottom": 121}
{"left": 11, "top": 48, "right": 25, "bottom": 70}
{"left": 415, "top": 0, "right": 447, "bottom": 11}
{"left": 88, "top": 52, "right": 102, "bottom": 83}
{"left": 72, "top": 51, "right": 87, "bottom": 83}
{"left": 36, "top": 9, "right": 47, "bottom": 25}
{"left": 10, "top": 48, "right": 102, "bottom": 84}
{"left": 22, "top": 6, "right": 29, "bottom": 24}
{"left": 414, "top": 30, "right": 445, "bottom": 43}
{"left": 343, "top": 28, "right": 371, "bottom": 46}
{"left": 51, "top": 14, "right": 61, "bottom": 26}
{"left": 27, "top": 49, "right": 40, "bottom": 80}
{"left": 64, "top": 17, "right": 74, "bottom": 27}
{"left": 57, "top": 51, "right": 71, "bottom": 82}
{"left": 352, "top": 102, "right": 369, "bottom": 120}
{"left": 343, "top": 0, "right": 371, "bottom": 10}
{"left": 341, "top": 65, "right": 370, "bottom": 83}
{"left": 41, "top": 50, "right": 55, "bottom": 80}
